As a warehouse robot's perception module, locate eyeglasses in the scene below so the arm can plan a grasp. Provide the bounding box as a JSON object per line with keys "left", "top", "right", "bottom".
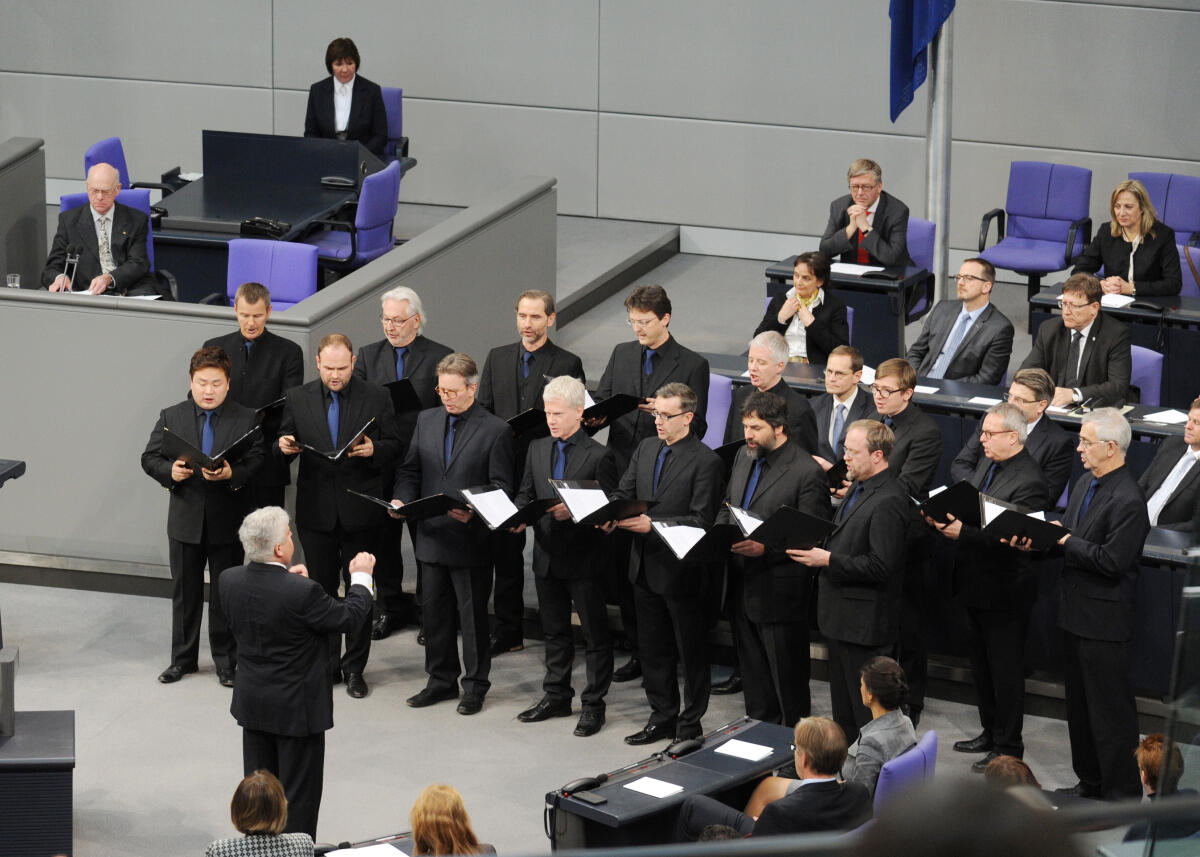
{"left": 627, "top": 318, "right": 658, "bottom": 329}
{"left": 849, "top": 182, "right": 878, "bottom": 193}
{"left": 980, "top": 429, "right": 1017, "bottom": 440}
{"left": 651, "top": 410, "right": 688, "bottom": 422}
{"left": 1002, "top": 392, "right": 1038, "bottom": 406}
{"left": 381, "top": 313, "right": 417, "bottom": 328}
{"left": 1078, "top": 438, "right": 1114, "bottom": 449}
{"left": 1060, "top": 300, "right": 1094, "bottom": 311}
{"left": 86, "top": 185, "right": 117, "bottom": 198}
{"left": 956, "top": 273, "right": 989, "bottom": 283}
{"left": 870, "top": 385, "right": 905, "bottom": 398}
{"left": 434, "top": 386, "right": 468, "bottom": 400}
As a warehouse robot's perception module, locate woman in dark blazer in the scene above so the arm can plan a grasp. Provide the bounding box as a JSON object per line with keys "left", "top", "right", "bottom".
{"left": 1072, "top": 178, "right": 1181, "bottom": 296}
{"left": 303, "top": 37, "right": 388, "bottom": 158}
{"left": 755, "top": 250, "right": 850, "bottom": 365}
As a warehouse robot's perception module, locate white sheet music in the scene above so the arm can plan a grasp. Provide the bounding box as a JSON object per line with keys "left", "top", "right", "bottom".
{"left": 728, "top": 505, "right": 763, "bottom": 536}
{"left": 461, "top": 487, "right": 518, "bottom": 529}
{"left": 914, "top": 385, "right": 939, "bottom": 395}
{"left": 584, "top": 390, "right": 596, "bottom": 408}
{"left": 624, "top": 776, "right": 683, "bottom": 798}
{"left": 715, "top": 738, "right": 773, "bottom": 762}
{"left": 860, "top": 365, "right": 876, "bottom": 385}
{"left": 1101, "top": 293, "right": 1135, "bottom": 308}
{"left": 1143, "top": 409, "right": 1188, "bottom": 425}
{"left": 928, "top": 485, "right": 949, "bottom": 497}
{"left": 982, "top": 499, "right": 1008, "bottom": 527}
{"left": 831, "top": 262, "right": 885, "bottom": 276}
{"left": 556, "top": 486, "right": 609, "bottom": 522}
{"left": 652, "top": 521, "right": 707, "bottom": 559}
{"left": 969, "top": 396, "right": 1003, "bottom": 405}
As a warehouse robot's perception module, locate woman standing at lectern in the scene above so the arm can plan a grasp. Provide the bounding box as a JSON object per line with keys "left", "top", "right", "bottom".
{"left": 1071, "top": 179, "right": 1181, "bottom": 297}
{"left": 303, "top": 37, "right": 388, "bottom": 158}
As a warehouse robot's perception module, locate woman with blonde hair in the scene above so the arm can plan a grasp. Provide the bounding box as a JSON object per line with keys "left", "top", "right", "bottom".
{"left": 1072, "top": 178, "right": 1181, "bottom": 296}
{"left": 410, "top": 784, "right": 493, "bottom": 855}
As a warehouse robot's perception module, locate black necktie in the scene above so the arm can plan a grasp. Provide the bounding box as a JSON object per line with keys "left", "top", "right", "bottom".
{"left": 1065, "top": 331, "right": 1083, "bottom": 388}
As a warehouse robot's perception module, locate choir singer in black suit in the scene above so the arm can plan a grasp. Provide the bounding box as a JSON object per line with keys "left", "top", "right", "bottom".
{"left": 788, "top": 420, "right": 909, "bottom": 743}
{"left": 142, "top": 346, "right": 265, "bottom": 686}
{"left": 607, "top": 382, "right": 725, "bottom": 747}
{"left": 478, "top": 289, "right": 585, "bottom": 656}
{"left": 219, "top": 506, "right": 375, "bottom": 839}
{"left": 277, "top": 334, "right": 400, "bottom": 699}
{"left": 204, "top": 282, "right": 304, "bottom": 511}
{"left": 512, "top": 375, "right": 617, "bottom": 737}
{"left": 1138, "top": 397, "right": 1200, "bottom": 531}
{"left": 722, "top": 331, "right": 819, "bottom": 454}
{"left": 754, "top": 251, "right": 850, "bottom": 366}
{"left": 392, "top": 353, "right": 516, "bottom": 716}
{"left": 718, "top": 391, "right": 831, "bottom": 725}
{"left": 810, "top": 345, "right": 873, "bottom": 468}
{"left": 303, "top": 37, "right": 387, "bottom": 157}
{"left": 926, "top": 403, "right": 1049, "bottom": 772}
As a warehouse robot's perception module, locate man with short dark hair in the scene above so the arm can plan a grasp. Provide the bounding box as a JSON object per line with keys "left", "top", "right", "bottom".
{"left": 819, "top": 158, "right": 912, "bottom": 268}
{"left": 1138, "top": 397, "right": 1200, "bottom": 531}
{"left": 723, "top": 332, "right": 818, "bottom": 454}
{"left": 810, "top": 345, "right": 873, "bottom": 468}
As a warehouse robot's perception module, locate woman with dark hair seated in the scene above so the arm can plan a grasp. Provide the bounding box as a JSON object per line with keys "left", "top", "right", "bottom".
{"left": 410, "top": 784, "right": 495, "bottom": 856}
{"left": 303, "top": 36, "right": 388, "bottom": 158}
{"left": 1071, "top": 179, "right": 1181, "bottom": 297}
{"left": 205, "top": 770, "right": 314, "bottom": 857}
{"left": 755, "top": 251, "right": 850, "bottom": 366}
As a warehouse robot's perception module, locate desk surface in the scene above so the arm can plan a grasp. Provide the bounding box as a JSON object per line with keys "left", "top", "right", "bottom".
{"left": 158, "top": 179, "right": 357, "bottom": 242}
{"left": 765, "top": 258, "right": 929, "bottom": 293}
{"left": 1031, "top": 286, "right": 1200, "bottom": 323}
{"left": 0, "top": 710, "right": 75, "bottom": 770}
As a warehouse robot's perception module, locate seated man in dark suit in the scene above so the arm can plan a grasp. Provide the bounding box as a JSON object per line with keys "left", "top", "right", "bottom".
{"left": 905, "top": 258, "right": 1014, "bottom": 385}
{"left": 675, "top": 716, "right": 872, "bottom": 839}
{"left": 41, "top": 163, "right": 156, "bottom": 295}
{"left": 819, "top": 158, "right": 912, "bottom": 268}
{"left": 723, "top": 332, "right": 819, "bottom": 454}
{"left": 811, "top": 345, "right": 873, "bottom": 470}
{"left": 1019, "top": 273, "right": 1132, "bottom": 407}
{"left": 1139, "top": 396, "right": 1200, "bottom": 531}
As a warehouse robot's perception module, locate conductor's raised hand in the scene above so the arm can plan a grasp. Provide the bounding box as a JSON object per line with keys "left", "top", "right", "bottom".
{"left": 348, "top": 552, "right": 376, "bottom": 576}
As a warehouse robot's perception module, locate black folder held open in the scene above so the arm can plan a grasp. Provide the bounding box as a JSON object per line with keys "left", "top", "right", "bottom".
{"left": 549, "top": 479, "right": 657, "bottom": 525}
{"left": 729, "top": 504, "right": 836, "bottom": 551}
{"left": 300, "top": 418, "right": 375, "bottom": 461}
{"left": 384, "top": 379, "right": 424, "bottom": 415}
{"left": 162, "top": 425, "right": 261, "bottom": 472}
{"left": 651, "top": 521, "right": 743, "bottom": 561}
{"left": 346, "top": 489, "right": 469, "bottom": 521}
{"left": 460, "top": 484, "right": 557, "bottom": 530}
{"left": 920, "top": 481, "right": 1068, "bottom": 550}
{"left": 582, "top": 394, "right": 643, "bottom": 426}
{"left": 507, "top": 407, "right": 550, "bottom": 439}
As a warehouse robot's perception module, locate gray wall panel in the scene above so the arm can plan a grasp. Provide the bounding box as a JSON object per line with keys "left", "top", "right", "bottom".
{"left": 272, "top": 0, "right": 599, "bottom": 108}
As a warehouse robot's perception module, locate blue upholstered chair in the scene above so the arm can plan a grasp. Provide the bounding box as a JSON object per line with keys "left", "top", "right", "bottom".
{"left": 905, "top": 217, "right": 936, "bottom": 322}
{"left": 299, "top": 161, "right": 402, "bottom": 274}
{"left": 83, "top": 137, "right": 176, "bottom": 195}
{"left": 381, "top": 87, "right": 418, "bottom": 175}
{"left": 1129, "top": 172, "right": 1200, "bottom": 298}
{"left": 702, "top": 373, "right": 733, "bottom": 449}
{"left": 874, "top": 730, "right": 937, "bottom": 811}
{"left": 225, "top": 239, "right": 318, "bottom": 311}
{"left": 1130, "top": 345, "right": 1164, "bottom": 408}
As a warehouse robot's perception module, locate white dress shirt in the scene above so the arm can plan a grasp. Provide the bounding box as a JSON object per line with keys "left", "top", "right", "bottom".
{"left": 1147, "top": 447, "right": 1200, "bottom": 526}
{"left": 785, "top": 289, "right": 824, "bottom": 359}
{"left": 333, "top": 74, "right": 355, "bottom": 132}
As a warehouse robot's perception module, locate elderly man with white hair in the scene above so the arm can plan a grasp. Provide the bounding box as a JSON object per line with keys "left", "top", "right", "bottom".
{"left": 723, "top": 331, "right": 819, "bottom": 455}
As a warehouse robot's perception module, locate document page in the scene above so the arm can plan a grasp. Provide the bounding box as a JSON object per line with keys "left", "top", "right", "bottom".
{"left": 914, "top": 385, "right": 939, "bottom": 394}
{"left": 715, "top": 738, "right": 773, "bottom": 762}
{"left": 557, "top": 486, "right": 609, "bottom": 522}
{"left": 982, "top": 499, "right": 1007, "bottom": 527}
{"left": 652, "top": 522, "right": 707, "bottom": 559}
{"left": 327, "top": 845, "right": 403, "bottom": 857}
{"left": 623, "top": 776, "right": 683, "bottom": 798}
{"left": 831, "top": 262, "right": 885, "bottom": 276}
{"left": 859, "top": 365, "right": 876, "bottom": 385}
{"left": 728, "top": 505, "right": 764, "bottom": 536}
{"left": 1143, "top": 409, "right": 1188, "bottom": 424}
{"left": 1101, "top": 293, "right": 1136, "bottom": 308}
{"left": 969, "top": 396, "right": 1003, "bottom": 405}
{"left": 462, "top": 487, "right": 519, "bottom": 529}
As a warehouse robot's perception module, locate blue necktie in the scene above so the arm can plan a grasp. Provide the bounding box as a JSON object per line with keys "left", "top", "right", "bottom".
{"left": 444, "top": 415, "right": 459, "bottom": 467}
{"left": 521, "top": 350, "right": 533, "bottom": 379}
{"left": 742, "top": 458, "right": 764, "bottom": 507}
{"left": 395, "top": 346, "right": 408, "bottom": 380}
{"left": 981, "top": 462, "right": 998, "bottom": 493}
{"left": 643, "top": 347, "right": 658, "bottom": 377}
{"left": 928, "top": 312, "right": 972, "bottom": 379}
{"left": 552, "top": 439, "right": 568, "bottom": 479}
{"left": 832, "top": 403, "right": 847, "bottom": 457}
{"left": 883, "top": 416, "right": 894, "bottom": 429}
{"left": 327, "top": 391, "right": 340, "bottom": 448}
{"left": 201, "top": 411, "right": 215, "bottom": 456}
{"left": 838, "top": 483, "right": 862, "bottom": 522}
{"left": 652, "top": 445, "right": 671, "bottom": 493}
{"left": 244, "top": 339, "right": 253, "bottom": 358}
{"left": 1078, "top": 477, "right": 1099, "bottom": 521}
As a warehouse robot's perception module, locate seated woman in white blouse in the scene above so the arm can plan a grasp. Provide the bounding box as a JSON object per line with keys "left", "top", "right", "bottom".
{"left": 755, "top": 251, "right": 851, "bottom": 365}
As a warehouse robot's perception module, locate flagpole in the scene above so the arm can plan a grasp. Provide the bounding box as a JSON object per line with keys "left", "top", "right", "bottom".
{"left": 925, "top": 17, "right": 953, "bottom": 302}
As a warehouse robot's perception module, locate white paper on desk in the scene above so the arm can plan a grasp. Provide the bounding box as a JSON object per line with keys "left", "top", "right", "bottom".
{"left": 125, "top": 294, "right": 162, "bottom": 300}
{"left": 831, "top": 262, "right": 885, "bottom": 277}
{"left": 914, "top": 385, "right": 939, "bottom": 395}
{"left": 179, "top": 171, "right": 203, "bottom": 181}
{"left": 556, "top": 486, "right": 609, "bottom": 522}
{"left": 1101, "top": 294, "right": 1136, "bottom": 308}
{"left": 741, "top": 370, "right": 751, "bottom": 378}
{"left": 1143, "top": 409, "right": 1188, "bottom": 424}
{"left": 652, "top": 521, "right": 707, "bottom": 559}
{"left": 715, "top": 738, "right": 773, "bottom": 762}
{"left": 860, "top": 365, "right": 876, "bottom": 385}
{"left": 326, "top": 845, "right": 403, "bottom": 857}
{"left": 624, "top": 776, "right": 684, "bottom": 798}
{"left": 1046, "top": 405, "right": 1071, "bottom": 415}
{"left": 461, "top": 487, "right": 518, "bottom": 529}
{"left": 982, "top": 499, "right": 1007, "bottom": 527}
{"left": 729, "top": 505, "right": 764, "bottom": 536}
{"left": 969, "top": 396, "right": 1002, "bottom": 405}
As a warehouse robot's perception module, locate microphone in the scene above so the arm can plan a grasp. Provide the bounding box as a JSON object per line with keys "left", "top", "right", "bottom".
{"left": 62, "top": 244, "right": 81, "bottom": 291}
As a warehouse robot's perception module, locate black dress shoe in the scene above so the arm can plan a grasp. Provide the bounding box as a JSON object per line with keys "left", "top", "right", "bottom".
{"left": 574, "top": 710, "right": 605, "bottom": 737}
{"left": 217, "top": 669, "right": 236, "bottom": 688}
{"left": 158, "top": 664, "right": 197, "bottom": 684}
{"left": 1054, "top": 783, "right": 1102, "bottom": 799}
{"left": 457, "top": 693, "right": 484, "bottom": 715}
{"left": 416, "top": 631, "right": 426, "bottom": 646}
{"left": 613, "top": 658, "right": 642, "bottom": 683}
{"left": 406, "top": 686, "right": 459, "bottom": 708}
{"left": 489, "top": 635, "right": 524, "bottom": 656}
{"left": 953, "top": 733, "right": 994, "bottom": 753}
{"left": 971, "top": 751, "right": 1002, "bottom": 773}
{"left": 371, "top": 614, "right": 403, "bottom": 640}
{"left": 625, "top": 721, "right": 676, "bottom": 745}
{"left": 517, "top": 696, "right": 572, "bottom": 723}
{"left": 710, "top": 674, "right": 742, "bottom": 695}
{"left": 345, "top": 672, "right": 368, "bottom": 698}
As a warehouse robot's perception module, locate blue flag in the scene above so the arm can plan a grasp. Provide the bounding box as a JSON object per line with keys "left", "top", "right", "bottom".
{"left": 889, "top": 0, "right": 955, "bottom": 122}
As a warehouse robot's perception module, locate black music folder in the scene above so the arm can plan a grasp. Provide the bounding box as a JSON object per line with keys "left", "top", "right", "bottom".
{"left": 920, "top": 481, "right": 983, "bottom": 527}
{"left": 825, "top": 458, "right": 849, "bottom": 490}
{"left": 347, "top": 489, "right": 469, "bottom": 521}
{"left": 162, "top": 425, "right": 261, "bottom": 471}
{"left": 921, "top": 482, "right": 1068, "bottom": 549}
{"left": 460, "top": 484, "right": 557, "bottom": 530}
{"left": 728, "top": 504, "right": 836, "bottom": 551}
{"left": 985, "top": 508, "right": 1069, "bottom": 550}
{"left": 300, "top": 417, "right": 375, "bottom": 461}
{"left": 716, "top": 439, "right": 747, "bottom": 468}
{"left": 384, "top": 379, "right": 424, "bottom": 414}
{"left": 254, "top": 396, "right": 286, "bottom": 423}
{"left": 507, "top": 407, "right": 550, "bottom": 439}
{"left": 550, "top": 479, "right": 658, "bottom": 525}
{"left": 652, "top": 521, "right": 743, "bottom": 561}
{"left": 582, "top": 393, "right": 643, "bottom": 425}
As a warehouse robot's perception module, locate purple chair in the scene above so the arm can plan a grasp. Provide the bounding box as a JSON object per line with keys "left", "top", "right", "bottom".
{"left": 874, "top": 730, "right": 937, "bottom": 811}
{"left": 299, "top": 160, "right": 402, "bottom": 273}
{"left": 979, "top": 162, "right": 1093, "bottom": 319}
{"left": 1130, "top": 345, "right": 1164, "bottom": 407}
{"left": 225, "top": 239, "right": 318, "bottom": 311}
{"left": 702, "top": 373, "right": 732, "bottom": 449}
{"left": 905, "top": 217, "right": 936, "bottom": 322}
{"left": 83, "top": 137, "right": 175, "bottom": 195}
{"left": 1128, "top": 172, "right": 1200, "bottom": 245}
{"left": 381, "top": 86, "right": 408, "bottom": 160}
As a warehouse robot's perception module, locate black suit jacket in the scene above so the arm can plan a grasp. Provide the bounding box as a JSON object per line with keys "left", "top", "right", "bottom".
{"left": 1072, "top": 220, "right": 1182, "bottom": 297}
{"left": 819, "top": 190, "right": 912, "bottom": 268}
{"left": 204, "top": 329, "right": 304, "bottom": 487}
{"left": 41, "top": 201, "right": 152, "bottom": 293}
{"left": 723, "top": 378, "right": 819, "bottom": 455}
{"left": 905, "top": 301, "right": 1014, "bottom": 385}
{"left": 516, "top": 430, "right": 618, "bottom": 579}
{"left": 354, "top": 334, "right": 454, "bottom": 451}
{"left": 817, "top": 469, "right": 910, "bottom": 647}
{"left": 954, "top": 449, "right": 1050, "bottom": 609}
{"left": 811, "top": 389, "right": 873, "bottom": 463}
{"left": 1020, "top": 313, "right": 1132, "bottom": 406}
{"left": 952, "top": 416, "right": 1075, "bottom": 509}
{"left": 393, "top": 402, "right": 516, "bottom": 567}
{"left": 303, "top": 74, "right": 388, "bottom": 157}
{"left": 752, "top": 779, "right": 872, "bottom": 836}
{"left": 141, "top": 399, "right": 264, "bottom": 544}
{"left": 278, "top": 378, "right": 401, "bottom": 533}
{"left": 717, "top": 441, "right": 831, "bottom": 622}
{"left": 1058, "top": 466, "right": 1150, "bottom": 642}
{"left": 220, "top": 562, "right": 373, "bottom": 737}
{"left": 597, "top": 335, "right": 710, "bottom": 469}
{"left": 1137, "top": 437, "right": 1200, "bottom": 530}
{"left": 613, "top": 433, "right": 724, "bottom": 596}
{"left": 878, "top": 403, "right": 942, "bottom": 501}
{"left": 477, "top": 339, "right": 585, "bottom": 420}
{"left": 755, "top": 290, "right": 851, "bottom": 367}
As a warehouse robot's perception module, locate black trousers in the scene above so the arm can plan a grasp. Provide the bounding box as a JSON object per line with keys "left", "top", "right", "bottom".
{"left": 421, "top": 562, "right": 492, "bottom": 697}
{"left": 297, "top": 525, "right": 375, "bottom": 675}
{"left": 245, "top": 483, "right": 286, "bottom": 513}
{"left": 606, "top": 530, "right": 638, "bottom": 652}
{"left": 374, "top": 516, "right": 417, "bottom": 620}
{"left": 167, "top": 535, "right": 241, "bottom": 672}
{"left": 966, "top": 605, "right": 1030, "bottom": 757}
{"left": 634, "top": 577, "right": 709, "bottom": 737}
{"left": 243, "top": 728, "right": 325, "bottom": 839}
{"left": 674, "top": 793, "right": 755, "bottom": 840}
{"left": 535, "top": 572, "right": 613, "bottom": 711}
{"left": 1061, "top": 630, "right": 1142, "bottom": 799}
{"left": 826, "top": 638, "right": 892, "bottom": 745}
{"left": 898, "top": 531, "right": 933, "bottom": 716}
{"left": 490, "top": 528, "right": 527, "bottom": 643}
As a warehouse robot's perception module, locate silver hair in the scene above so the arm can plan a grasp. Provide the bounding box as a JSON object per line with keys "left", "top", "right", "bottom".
{"left": 239, "top": 506, "right": 291, "bottom": 563}
{"left": 380, "top": 286, "right": 425, "bottom": 334}
{"left": 1083, "top": 407, "right": 1132, "bottom": 452}
{"left": 749, "top": 331, "right": 789, "bottom": 365}
{"left": 542, "top": 375, "right": 586, "bottom": 409}
{"left": 985, "top": 402, "right": 1028, "bottom": 444}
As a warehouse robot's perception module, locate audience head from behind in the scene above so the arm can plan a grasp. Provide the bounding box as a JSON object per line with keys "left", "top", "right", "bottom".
{"left": 410, "top": 784, "right": 483, "bottom": 856}
{"left": 233, "top": 282, "right": 272, "bottom": 342}
{"left": 698, "top": 824, "right": 743, "bottom": 841}
{"left": 1059, "top": 272, "right": 1102, "bottom": 332}
{"left": 843, "top": 419, "right": 893, "bottom": 483}
{"left": 871, "top": 357, "right": 916, "bottom": 418}
{"left": 653, "top": 381, "right": 697, "bottom": 446}
{"left": 792, "top": 251, "right": 831, "bottom": 301}
{"left": 239, "top": 506, "right": 296, "bottom": 566}
{"left": 741, "top": 390, "right": 789, "bottom": 459}
{"left": 542, "top": 375, "right": 586, "bottom": 440}
{"left": 325, "top": 36, "right": 361, "bottom": 82}
{"left": 435, "top": 353, "right": 480, "bottom": 416}
{"left": 846, "top": 158, "right": 884, "bottom": 211}
{"left": 859, "top": 655, "right": 908, "bottom": 714}
{"left": 1108, "top": 179, "right": 1159, "bottom": 241}
{"left": 624, "top": 284, "right": 672, "bottom": 350}
{"left": 856, "top": 779, "right": 1083, "bottom": 857}
{"left": 824, "top": 345, "right": 864, "bottom": 401}
{"left": 955, "top": 257, "right": 995, "bottom": 312}
{"left": 205, "top": 770, "right": 314, "bottom": 857}
{"left": 380, "top": 285, "right": 426, "bottom": 348}
{"left": 1005, "top": 368, "right": 1055, "bottom": 425}
{"left": 316, "top": 333, "right": 356, "bottom": 395}
{"left": 190, "top": 346, "right": 233, "bottom": 413}
{"left": 983, "top": 754, "right": 1041, "bottom": 789}
{"left": 1078, "top": 407, "right": 1131, "bottom": 477}
{"left": 793, "top": 716, "right": 850, "bottom": 779}
{"left": 746, "top": 331, "right": 788, "bottom": 393}
{"left": 515, "top": 289, "right": 556, "bottom": 351}
{"left": 980, "top": 402, "right": 1028, "bottom": 463}
{"left": 1136, "top": 733, "right": 1184, "bottom": 797}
